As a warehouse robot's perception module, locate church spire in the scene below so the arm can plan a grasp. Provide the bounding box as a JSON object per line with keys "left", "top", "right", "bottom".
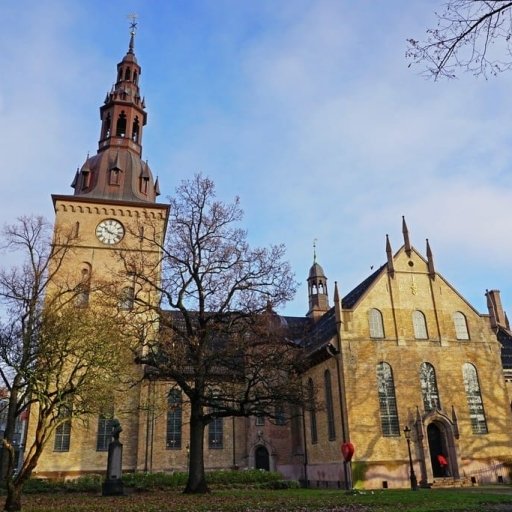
{"left": 69, "top": 22, "right": 159, "bottom": 204}
{"left": 128, "top": 14, "right": 137, "bottom": 54}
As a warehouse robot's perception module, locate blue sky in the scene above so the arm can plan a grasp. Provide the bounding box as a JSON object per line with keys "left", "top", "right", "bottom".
{"left": 1, "top": 0, "right": 511, "bottom": 318}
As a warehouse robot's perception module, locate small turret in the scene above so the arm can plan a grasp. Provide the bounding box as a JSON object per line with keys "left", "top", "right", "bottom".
{"left": 307, "top": 242, "right": 329, "bottom": 319}
{"left": 386, "top": 234, "right": 394, "bottom": 277}
{"left": 402, "top": 216, "right": 412, "bottom": 257}
{"left": 426, "top": 238, "right": 435, "bottom": 279}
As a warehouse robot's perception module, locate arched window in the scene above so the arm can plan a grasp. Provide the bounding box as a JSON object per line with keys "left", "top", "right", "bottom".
{"left": 453, "top": 312, "right": 469, "bottom": 340}
{"left": 116, "top": 111, "right": 127, "bottom": 137}
{"left": 117, "top": 68, "right": 123, "bottom": 82}
{"left": 133, "top": 71, "right": 138, "bottom": 84}
{"left": 308, "top": 378, "right": 318, "bottom": 444}
{"left": 119, "top": 286, "right": 134, "bottom": 310}
{"left": 376, "top": 362, "right": 400, "bottom": 436}
{"left": 463, "top": 363, "right": 488, "bottom": 434}
{"left": 167, "top": 389, "right": 182, "bottom": 449}
{"left": 420, "top": 362, "right": 441, "bottom": 412}
{"left": 369, "top": 308, "right": 385, "bottom": 338}
{"left": 413, "top": 310, "right": 428, "bottom": 339}
{"left": 124, "top": 68, "right": 131, "bottom": 81}
{"left": 132, "top": 116, "right": 140, "bottom": 142}
{"left": 324, "top": 370, "right": 336, "bottom": 441}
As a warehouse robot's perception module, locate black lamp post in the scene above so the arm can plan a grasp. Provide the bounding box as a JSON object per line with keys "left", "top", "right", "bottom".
{"left": 403, "top": 426, "right": 418, "bottom": 491}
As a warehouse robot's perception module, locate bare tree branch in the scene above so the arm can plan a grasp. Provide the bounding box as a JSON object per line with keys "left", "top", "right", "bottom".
{"left": 407, "top": 1, "right": 512, "bottom": 79}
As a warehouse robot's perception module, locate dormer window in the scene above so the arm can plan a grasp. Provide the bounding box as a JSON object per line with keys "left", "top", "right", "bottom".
{"left": 109, "top": 168, "right": 121, "bottom": 186}
{"left": 116, "top": 111, "right": 127, "bottom": 137}
{"left": 140, "top": 177, "right": 149, "bottom": 195}
{"left": 82, "top": 169, "right": 91, "bottom": 189}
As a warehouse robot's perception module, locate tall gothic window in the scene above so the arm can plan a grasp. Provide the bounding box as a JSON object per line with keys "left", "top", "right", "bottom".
{"left": 413, "top": 310, "right": 428, "bottom": 339}
{"left": 420, "top": 362, "right": 441, "bottom": 412}
{"left": 208, "top": 391, "right": 223, "bottom": 449}
{"left": 208, "top": 416, "right": 223, "bottom": 449}
{"left": 453, "top": 312, "right": 470, "bottom": 340}
{"left": 376, "top": 362, "right": 400, "bottom": 436}
{"left": 324, "top": 370, "right": 336, "bottom": 441}
{"left": 369, "top": 308, "right": 385, "bottom": 338}
{"left": 463, "top": 363, "right": 488, "bottom": 434}
{"left": 167, "top": 389, "right": 182, "bottom": 449}
{"left": 308, "top": 378, "right": 318, "bottom": 444}
{"left": 54, "top": 405, "right": 72, "bottom": 452}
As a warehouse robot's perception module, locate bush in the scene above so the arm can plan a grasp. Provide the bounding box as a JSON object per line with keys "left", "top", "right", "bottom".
{"left": 258, "top": 479, "right": 300, "bottom": 490}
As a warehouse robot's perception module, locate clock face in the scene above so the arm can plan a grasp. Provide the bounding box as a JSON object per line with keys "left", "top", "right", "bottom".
{"left": 96, "top": 219, "right": 124, "bottom": 245}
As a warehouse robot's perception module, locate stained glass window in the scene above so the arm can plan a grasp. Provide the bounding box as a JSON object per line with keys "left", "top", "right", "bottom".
{"left": 420, "top": 362, "right": 441, "bottom": 412}
{"left": 463, "top": 363, "right": 488, "bottom": 434}
{"left": 377, "top": 362, "right": 400, "bottom": 436}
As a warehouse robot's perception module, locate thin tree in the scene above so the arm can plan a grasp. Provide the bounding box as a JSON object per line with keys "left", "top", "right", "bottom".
{"left": 407, "top": 1, "right": 512, "bottom": 79}
{"left": 0, "top": 216, "right": 128, "bottom": 512}
{"left": 128, "top": 174, "right": 307, "bottom": 494}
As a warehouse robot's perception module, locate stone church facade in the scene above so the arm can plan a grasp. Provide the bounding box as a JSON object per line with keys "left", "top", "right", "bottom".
{"left": 28, "top": 31, "right": 512, "bottom": 489}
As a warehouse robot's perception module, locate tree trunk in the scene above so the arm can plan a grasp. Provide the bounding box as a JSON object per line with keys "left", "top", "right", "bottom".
{"left": 4, "top": 481, "right": 22, "bottom": 512}
{"left": 184, "top": 400, "right": 209, "bottom": 494}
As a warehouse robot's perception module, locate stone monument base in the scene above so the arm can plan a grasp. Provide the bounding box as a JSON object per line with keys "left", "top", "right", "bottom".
{"left": 102, "top": 478, "right": 124, "bottom": 496}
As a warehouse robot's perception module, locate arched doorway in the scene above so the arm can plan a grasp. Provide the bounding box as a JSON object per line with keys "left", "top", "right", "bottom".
{"left": 255, "top": 445, "right": 270, "bottom": 471}
{"left": 427, "top": 423, "right": 447, "bottom": 477}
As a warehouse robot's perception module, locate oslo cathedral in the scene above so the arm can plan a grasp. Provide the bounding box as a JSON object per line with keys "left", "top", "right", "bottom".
{"left": 28, "top": 28, "right": 512, "bottom": 490}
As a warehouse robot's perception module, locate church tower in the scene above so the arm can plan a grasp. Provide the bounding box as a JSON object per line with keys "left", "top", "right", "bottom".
{"left": 307, "top": 246, "right": 329, "bottom": 319}
{"left": 33, "top": 25, "right": 169, "bottom": 476}
{"left": 51, "top": 23, "right": 169, "bottom": 296}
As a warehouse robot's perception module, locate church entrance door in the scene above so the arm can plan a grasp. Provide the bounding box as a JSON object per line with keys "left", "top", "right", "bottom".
{"left": 427, "top": 423, "right": 447, "bottom": 477}
{"left": 255, "top": 446, "right": 270, "bottom": 471}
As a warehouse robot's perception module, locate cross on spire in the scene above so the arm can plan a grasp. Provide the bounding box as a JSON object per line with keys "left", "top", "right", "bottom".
{"left": 127, "top": 13, "right": 138, "bottom": 54}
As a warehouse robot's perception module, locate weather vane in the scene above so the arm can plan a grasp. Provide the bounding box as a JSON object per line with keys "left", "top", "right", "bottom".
{"left": 128, "top": 13, "right": 138, "bottom": 34}
{"left": 313, "top": 238, "right": 317, "bottom": 263}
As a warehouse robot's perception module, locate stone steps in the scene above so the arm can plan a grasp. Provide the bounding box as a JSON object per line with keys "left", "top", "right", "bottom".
{"left": 430, "top": 477, "right": 471, "bottom": 488}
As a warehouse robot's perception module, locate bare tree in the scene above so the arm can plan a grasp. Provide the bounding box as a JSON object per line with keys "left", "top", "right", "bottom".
{"left": 0, "top": 217, "right": 128, "bottom": 512}
{"left": 129, "top": 175, "right": 306, "bottom": 494}
{"left": 407, "top": 1, "right": 512, "bottom": 79}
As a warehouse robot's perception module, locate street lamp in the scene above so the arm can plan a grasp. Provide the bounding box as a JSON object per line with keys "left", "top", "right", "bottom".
{"left": 403, "top": 426, "right": 418, "bottom": 491}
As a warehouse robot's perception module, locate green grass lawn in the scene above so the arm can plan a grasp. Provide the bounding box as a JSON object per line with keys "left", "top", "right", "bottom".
{"left": 13, "top": 487, "right": 512, "bottom": 512}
